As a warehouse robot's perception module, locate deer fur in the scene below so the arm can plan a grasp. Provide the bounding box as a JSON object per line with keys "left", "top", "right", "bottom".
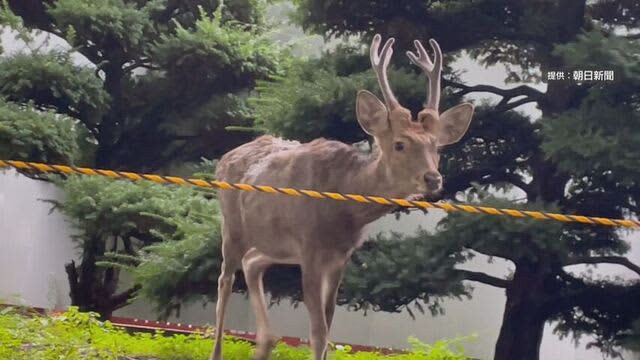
{"left": 209, "top": 34, "right": 475, "bottom": 360}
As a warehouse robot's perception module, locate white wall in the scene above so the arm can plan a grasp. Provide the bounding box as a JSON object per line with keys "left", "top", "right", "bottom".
{"left": 0, "top": 169, "right": 78, "bottom": 309}
{"left": 2, "top": 169, "right": 638, "bottom": 359}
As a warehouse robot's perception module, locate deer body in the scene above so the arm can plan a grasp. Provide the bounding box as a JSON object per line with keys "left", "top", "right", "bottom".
{"left": 216, "top": 135, "right": 413, "bottom": 258}
{"left": 210, "top": 34, "right": 475, "bottom": 360}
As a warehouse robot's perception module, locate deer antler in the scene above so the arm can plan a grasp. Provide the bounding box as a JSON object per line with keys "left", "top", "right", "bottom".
{"left": 407, "top": 39, "right": 442, "bottom": 112}
{"left": 370, "top": 34, "right": 399, "bottom": 110}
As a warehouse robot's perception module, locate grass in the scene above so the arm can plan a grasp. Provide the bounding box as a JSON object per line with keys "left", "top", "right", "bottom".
{"left": 0, "top": 305, "right": 471, "bottom": 359}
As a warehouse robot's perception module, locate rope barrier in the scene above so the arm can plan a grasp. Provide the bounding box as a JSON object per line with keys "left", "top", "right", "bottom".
{"left": 1, "top": 159, "right": 638, "bottom": 229}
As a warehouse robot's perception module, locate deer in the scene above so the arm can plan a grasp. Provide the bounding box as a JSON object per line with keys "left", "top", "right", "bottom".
{"left": 210, "top": 34, "right": 474, "bottom": 360}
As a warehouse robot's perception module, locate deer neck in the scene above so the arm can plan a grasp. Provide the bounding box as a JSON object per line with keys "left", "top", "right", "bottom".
{"left": 344, "top": 154, "right": 410, "bottom": 227}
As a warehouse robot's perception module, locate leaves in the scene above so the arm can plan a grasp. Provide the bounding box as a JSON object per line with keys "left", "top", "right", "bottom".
{"left": 152, "top": 8, "right": 282, "bottom": 94}
{"left": 340, "top": 230, "right": 470, "bottom": 316}
{"left": 48, "top": 0, "right": 163, "bottom": 62}
{"left": 0, "top": 99, "right": 80, "bottom": 164}
{"left": 251, "top": 51, "right": 438, "bottom": 142}
{"left": 544, "top": 32, "right": 640, "bottom": 185}
{"left": 47, "top": 169, "right": 220, "bottom": 315}
{"left": 0, "top": 51, "right": 109, "bottom": 128}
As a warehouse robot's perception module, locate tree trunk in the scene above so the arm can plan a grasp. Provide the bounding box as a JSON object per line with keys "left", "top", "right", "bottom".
{"left": 494, "top": 296, "right": 546, "bottom": 360}
{"left": 95, "top": 61, "right": 125, "bottom": 169}
{"left": 65, "top": 235, "right": 120, "bottom": 320}
{"left": 494, "top": 263, "right": 547, "bottom": 360}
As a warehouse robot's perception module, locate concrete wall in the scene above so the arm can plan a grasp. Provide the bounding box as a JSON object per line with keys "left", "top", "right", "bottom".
{"left": 1, "top": 169, "right": 638, "bottom": 359}
{"left": 0, "top": 169, "right": 79, "bottom": 309}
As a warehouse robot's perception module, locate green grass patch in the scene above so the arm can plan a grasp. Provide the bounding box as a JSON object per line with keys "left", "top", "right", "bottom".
{"left": 0, "top": 306, "right": 471, "bottom": 359}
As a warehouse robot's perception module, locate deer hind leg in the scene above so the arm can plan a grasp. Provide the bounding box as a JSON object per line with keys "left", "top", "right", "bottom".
{"left": 210, "top": 235, "right": 242, "bottom": 360}
{"left": 242, "top": 248, "right": 278, "bottom": 360}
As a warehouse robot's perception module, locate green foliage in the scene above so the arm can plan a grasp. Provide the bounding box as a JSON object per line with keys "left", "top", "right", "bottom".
{"left": 551, "top": 279, "right": 640, "bottom": 356}
{"left": 152, "top": 6, "right": 283, "bottom": 95}
{"left": 0, "top": 99, "right": 80, "bottom": 163}
{"left": 0, "top": 51, "right": 110, "bottom": 125}
{"left": 435, "top": 193, "right": 567, "bottom": 261}
{"left": 553, "top": 31, "right": 640, "bottom": 79}
{"left": 48, "top": 0, "right": 162, "bottom": 60}
{"left": 251, "top": 51, "right": 445, "bottom": 142}
{"left": 129, "top": 209, "right": 223, "bottom": 316}
{"left": 438, "top": 104, "right": 538, "bottom": 196}
{"left": 49, "top": 173, "right": 220, "bottom": 315}
{"left": 289, "top": 1, "right": 632, "bottom": 82}
{"left": 341, "top": 193, "right": 569, "bottom": 316}
{"left": 251, "top": 63, "right": 374, "bottom": 142}
{"left": 543, "top": 32, "right": 640, "bottom": 185}
{"left": 55, "top": 176, "right": 216, "bottom": 243}
{"left": 341, "top": 230, "right": 469, "bottom": 317}
{"left": 0, "top": 305, "right": 236, "bottom": 359}
{"left": 0, "top": 306, "right": 468, "bottom": 360}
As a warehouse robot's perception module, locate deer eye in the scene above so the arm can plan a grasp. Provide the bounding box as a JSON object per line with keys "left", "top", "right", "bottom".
{"left": 394, "top": 142, "right": 405, "bottom": 151}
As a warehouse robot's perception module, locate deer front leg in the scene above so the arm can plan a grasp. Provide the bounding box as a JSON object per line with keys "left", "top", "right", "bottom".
{"left": 303, "top": 255, "right": 347, "bottom": 360}
{"left": 322, "top": 265, "right": 345, "bottom": 360}
{"left": 302, "top": 263, "right": 329, "bottom": 360}
{"left": 242, "top": 249, "right": 278, "bottom": 360}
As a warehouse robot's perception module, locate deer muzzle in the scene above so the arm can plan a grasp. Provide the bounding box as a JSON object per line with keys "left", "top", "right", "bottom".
{"left": 423, "top": 171, "right": 442, "bottom": 192}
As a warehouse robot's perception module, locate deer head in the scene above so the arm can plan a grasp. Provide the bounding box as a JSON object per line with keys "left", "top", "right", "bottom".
{"left": 356, "top": 34, "right": 475, "bottom": 196}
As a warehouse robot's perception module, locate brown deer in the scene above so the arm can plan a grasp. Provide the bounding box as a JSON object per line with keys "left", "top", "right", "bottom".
{"left": 210, "top": 34, "right": 474, "bottom": 360}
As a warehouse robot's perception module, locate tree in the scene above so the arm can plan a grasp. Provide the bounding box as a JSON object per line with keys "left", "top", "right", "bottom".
{"left": 131, "top": 1, "right": 640, "bottom": 359}
{"left": 3, "top": 0, "right": 283, "bottom": 172}
{"left": 47, "top": 173, "right": 220, "bottom": 319}
{"left": 0, "top": 0, "right": 284, "bottom": 316}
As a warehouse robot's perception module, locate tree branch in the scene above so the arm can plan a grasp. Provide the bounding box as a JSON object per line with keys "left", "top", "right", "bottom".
{"left": 454, "top": 269, "right": 511, "bottom": 288}
{"left": 497, "top": 172, "right": 532, "bottom": 194}
{"left": 445, "top": 80, "right": 544, "bottom": 98}
{"left": 445, "top": 168, "right": 531, "bottom": 200}
{"left": 444, "top": 79, "right": 545, "bottom": 111}
{"left": 497, "top": 96, "right": 539, "bottom": 112}
{"left": 122, "top": 59, "right": 159, "bottom": 73}
{"left": 545, "top": 277, "right": 640, "bottom": 319}
{"left": 462, "top": 245, "right": 516, "bottom": 263}
{"left": 564, "top": 256, "right": 640, "bottom": 277}
{"left": 109, "top": 284, "right": 141, "bottom": 312}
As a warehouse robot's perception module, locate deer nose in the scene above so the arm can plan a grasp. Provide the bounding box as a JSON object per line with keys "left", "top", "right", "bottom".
{"left": 423, "top": 172, "right": 442, "bottom": 190}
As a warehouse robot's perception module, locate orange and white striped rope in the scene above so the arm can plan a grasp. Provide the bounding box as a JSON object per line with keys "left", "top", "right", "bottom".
{"left": 1, "top": 159, "right": 638, "bottom": 229}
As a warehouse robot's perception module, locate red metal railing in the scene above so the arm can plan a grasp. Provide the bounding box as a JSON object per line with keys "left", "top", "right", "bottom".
{"left": 108, "top": 315, "right": 404, "bottom": 355}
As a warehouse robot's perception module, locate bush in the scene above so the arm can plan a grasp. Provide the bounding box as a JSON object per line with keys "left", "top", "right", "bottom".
{"left": 0, "top": 306, "right": 471, "bottom": 359}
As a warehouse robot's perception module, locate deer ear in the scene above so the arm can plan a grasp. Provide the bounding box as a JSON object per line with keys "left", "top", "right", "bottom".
{"left": 356, "top": 90, "right": 389, "bottom": 136}
{"left": 437, "top": 103, "right": 474, "bottom": 146}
